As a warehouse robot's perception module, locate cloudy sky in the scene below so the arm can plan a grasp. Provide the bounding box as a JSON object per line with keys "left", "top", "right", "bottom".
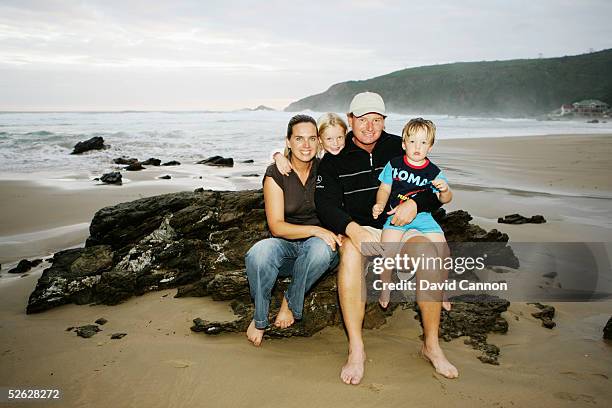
{"left": 1, "top": 0, "right": 611, "bottom": 111}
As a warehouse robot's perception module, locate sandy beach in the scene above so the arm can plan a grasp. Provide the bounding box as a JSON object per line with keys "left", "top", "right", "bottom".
{"left": 1, "top": 134, "right": 611, "bottom": 407}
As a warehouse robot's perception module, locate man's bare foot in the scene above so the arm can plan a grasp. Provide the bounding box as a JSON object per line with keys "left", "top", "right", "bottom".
{"left": 273, "top": 297, "right": 295, "bottom": 329}
{"left": 246, "top": 320, "right": 264, "bottom": 346}
{"left": 378, "top": 289, "right": 390, "bottom": 309}
{"left": 420, "top": 344, "right": 459, "bottom": 379}
{"left": 340, "top": 347, "right": 366, "bottom": 385}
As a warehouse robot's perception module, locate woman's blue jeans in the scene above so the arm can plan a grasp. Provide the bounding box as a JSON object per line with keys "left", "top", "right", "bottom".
{"left": 245, "top": 237, "right": 339, "bottom": 329}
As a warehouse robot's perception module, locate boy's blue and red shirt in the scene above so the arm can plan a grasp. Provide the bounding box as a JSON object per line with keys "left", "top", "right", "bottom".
{"left": 379, "top": 155, "right": 447, "bottom": 210}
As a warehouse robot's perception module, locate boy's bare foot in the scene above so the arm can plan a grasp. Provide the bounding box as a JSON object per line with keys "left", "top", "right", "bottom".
{"left": 378, "top": 289, "right": 390, "bottom": 309}
{"left": 273, "top": 297, "right": 295, "bottom": 329}
{"left": 420, "top": 344, "right": 459, "bottom": 379}
{"left": 340, "top": 346, "right": 366, "bottom": 385}
{"left": 246, "top": 320, "right": 264, "bottom": 346}
{"left": 442, "top": 300, "right": 451, "bottom": 311}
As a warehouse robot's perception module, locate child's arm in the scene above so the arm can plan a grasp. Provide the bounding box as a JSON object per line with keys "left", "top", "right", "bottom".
{"left": 431, "top": 178, "right": 452, "bottom": 204}
{"left": 271, "top": 151, "right": 293, "bottom": 176}
{"left": 373, "top": 183, "right": 392, "bottom": 219}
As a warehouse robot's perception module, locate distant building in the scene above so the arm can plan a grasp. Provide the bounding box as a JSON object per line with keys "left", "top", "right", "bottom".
{"left": 560, "top": 104, "right": 574, "bottom": 115}
{"left": 572, "top": 99, "right": 609, "bottom": 116}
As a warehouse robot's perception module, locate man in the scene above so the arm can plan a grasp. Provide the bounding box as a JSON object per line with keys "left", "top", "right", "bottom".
{"left": 315, "top": 91, "right": 459, "bottom": 384}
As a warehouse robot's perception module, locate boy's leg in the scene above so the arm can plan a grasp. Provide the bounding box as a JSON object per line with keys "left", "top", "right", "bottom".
{"left": 378, "top": 228, "right": 406, "bottom": 308}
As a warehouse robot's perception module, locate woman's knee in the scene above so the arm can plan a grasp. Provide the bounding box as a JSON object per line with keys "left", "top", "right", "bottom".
{"left": 245, "top": 238, "right": 284, "bottom": 268}
{"left": 303, "top": 237, "right": 336, "bottom": 266}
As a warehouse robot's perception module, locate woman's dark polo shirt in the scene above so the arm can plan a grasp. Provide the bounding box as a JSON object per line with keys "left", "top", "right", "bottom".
{"left": 263, "top": 159, "right": 320, "bottom": 226}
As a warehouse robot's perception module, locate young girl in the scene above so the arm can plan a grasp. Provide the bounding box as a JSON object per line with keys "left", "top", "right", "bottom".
{"left": 273, "top": 113, "right": 348, "bottom": 175}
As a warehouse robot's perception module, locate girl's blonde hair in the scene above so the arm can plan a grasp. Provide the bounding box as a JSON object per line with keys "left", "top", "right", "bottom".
{"left": 402, "top": 117, "right": 436, "bottom": 145}
{"left": 317, "top": 113, "right": 348, "bottom": 136}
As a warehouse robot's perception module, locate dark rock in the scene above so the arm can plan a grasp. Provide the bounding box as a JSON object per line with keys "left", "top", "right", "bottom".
{"left": 26, "top": 189, "right": 517, "bottom": 364}
{"left": 66, "top": 327, "right": 74, "bottom": 331}
{"left": 27, "top": 245, "right": 114, "bottom": 313}
{"left": 95, "top": 318, "right": 108, "bottom": 325}
{"left": 498, "top": 214, "right": 546, "bottom": 224}
{"left": 197, "top": 156, "right": 234, "bottom": 167}
{"left": 159, "top": 175, "right": 171, "bottom": 180}
{"left": 241, "top": 174, "right": 260, "bottom": 177}
{"left": 76, "top": 324, "right": 101, "bottom": 338}
{"left": 71, "top": 137, "right": 107, "bottom": 154}
{"left": 111, "top": 333, "right": 127, "bottom": 339}
{"left": 162, "top": 161, "right": 181, "bottom": 166}
{"left": 125, "top": 162, "right": 145, "bottom": 171}
{"left": 587, "top": 119, "right": 599, "bottom": 124}
{"left": 8, "top": 258, "right": 43, "bottom": 274}
{"left": 242, "top": 159, "right": 254, "bottom": 163}
{"left": 604, "top": 317, "right": 612, "bottom": 340}
{"left": 529, "top": 302, "right": 556, "bottom": 329}
{"left": 113, "top": 157, "right": 138, "bottom": 165}
{"left": 542, "top": 271, "right": 557, "bottom": 279}
{"left": 100, "top": 172, "right": 122, "bottom": 185}
{"left": 194, "top": 188, "right": 204, "bottom": 193}
{"left": 417, "top": 294, "right": 509, "bottom": 365}
{"left": 142, "top": 158, "right": 161, "bottom": 166}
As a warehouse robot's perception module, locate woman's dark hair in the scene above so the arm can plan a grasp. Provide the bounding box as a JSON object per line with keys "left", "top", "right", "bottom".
{"left": 286, "top": 114, "right": 317, "bottom": 139}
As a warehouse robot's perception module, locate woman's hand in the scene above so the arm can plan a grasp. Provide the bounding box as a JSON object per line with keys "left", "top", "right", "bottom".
{"left": 273, "top": 152, "right": 293, "bottom": 176}
{"left": 312, "top": 226, "right": 343, "bottom": 251}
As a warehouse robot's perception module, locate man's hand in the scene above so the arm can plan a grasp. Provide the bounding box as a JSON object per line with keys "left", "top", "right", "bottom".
{"left": 431, "top": 178, "right": 449, "bottom": 192}
{"left": 372, "top": 203, "right": 385, "bottom": 219}
{"left": 386, "top": 199, "right": 417, "bottom": 227}
{"left": 346, "top": 222, "right": 384, "bottom": 256}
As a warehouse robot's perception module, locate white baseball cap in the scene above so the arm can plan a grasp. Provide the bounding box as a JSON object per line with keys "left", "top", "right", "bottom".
{"left": 349, "top": 91, "right": 386, "bottom": 117}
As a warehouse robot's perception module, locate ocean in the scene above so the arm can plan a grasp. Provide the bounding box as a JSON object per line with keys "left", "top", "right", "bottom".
{"left": 1, "top": 110, "right": 611, "bottom": 177}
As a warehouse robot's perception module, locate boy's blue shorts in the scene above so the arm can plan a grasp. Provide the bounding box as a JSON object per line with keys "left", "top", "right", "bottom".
{"left": 383, "top": 212, "right": 443, "bottom": 233}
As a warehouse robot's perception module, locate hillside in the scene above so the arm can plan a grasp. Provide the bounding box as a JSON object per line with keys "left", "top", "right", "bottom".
{"left": 285, "top": 49, "right": 612, "bottom": 117}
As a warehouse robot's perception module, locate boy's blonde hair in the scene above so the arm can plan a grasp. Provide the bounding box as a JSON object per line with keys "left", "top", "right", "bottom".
{"left": 317, "top": 112, "right": 348, "bottom": 136}
{"left": 402, "top": 117, "right": 436, "bottom": 145}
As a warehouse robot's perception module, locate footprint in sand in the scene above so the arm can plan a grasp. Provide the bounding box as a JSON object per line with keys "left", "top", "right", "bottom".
{"left": 365, "top": 383, "right": 384, "bottom": 393}
{"left": 165, "top": 359, "right": 194, "bottom": 368}
{"left": 553, "top": 392, "right": 596, "bottom": 404}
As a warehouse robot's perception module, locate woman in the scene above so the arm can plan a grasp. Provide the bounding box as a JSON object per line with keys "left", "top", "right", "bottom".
{"left": 245, "top": 114, "right": 342, "bottom": 346}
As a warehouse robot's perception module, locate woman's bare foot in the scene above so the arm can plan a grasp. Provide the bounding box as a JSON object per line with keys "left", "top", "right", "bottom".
{"left": 340, "top": 346, "right": 366, "bottom": 385}
{"left": 420, "top": 344, "right": 459, "bottom": 379}
{"left": 273, "top": 297, "right": 295, "bottom": 329}
{"left": 378, "top": 289, "right": 390, "bottom": 309}
{"left": 246, "top": 320, "right": 264, "bottom": 346}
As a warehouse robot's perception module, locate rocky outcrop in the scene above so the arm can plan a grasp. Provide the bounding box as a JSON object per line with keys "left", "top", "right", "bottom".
{"left": 162, "top": 161, "right": 181, "bottom": 166}
{"left": 27, "top": 189, "right": 518, "bottom": 363}
{"left": 197, "top": 156, "right": 234, "bottom": 167}
{"left": 604, "top": 317, "right": 612, "bottom": 340}
{"left": 71, "top": 136, "right": 107, "bottom": 154}
{"left": 99, "top": 172, "right": 122, "bottom": 185}
{"left": 125, "top": 162, "right": 145, "bottom": 171}
{"left": 8, "top": 258, "right": 43, "bottom": 274}
{"left": 498, "top": 214, "right": 546, "bottom": 224}
{"left": 142, "top": 158, "right": 161, "bottom": 166}
{"left": 113, "top": 157, "right": 139, "bottom": 165}
{"left": 529, "top": 302, "right": 556, "bottom": 329}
